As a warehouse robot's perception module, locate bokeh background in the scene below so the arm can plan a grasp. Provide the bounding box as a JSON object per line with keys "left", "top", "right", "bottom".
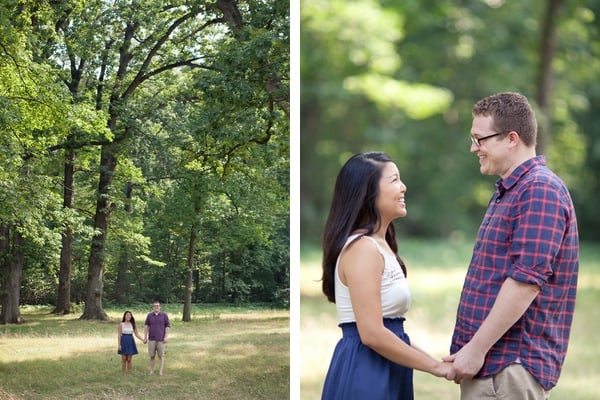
{"left": 301, "top": 0, "right": 599, "bottom": 241}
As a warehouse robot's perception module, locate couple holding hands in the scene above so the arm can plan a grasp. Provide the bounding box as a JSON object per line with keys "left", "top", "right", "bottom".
{"left": 117, "top": 301, "right": 171, "bottom": 376}
{"left": 320, "top": 93, "right": 579, "bottom": 400}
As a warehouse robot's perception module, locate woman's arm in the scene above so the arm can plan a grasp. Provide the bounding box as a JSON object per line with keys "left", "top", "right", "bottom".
{"left": 341, "top": 238, "right": 451, "bottom": 377}
{"left": 134, "top": 327, "right": 144, "bottom": 341}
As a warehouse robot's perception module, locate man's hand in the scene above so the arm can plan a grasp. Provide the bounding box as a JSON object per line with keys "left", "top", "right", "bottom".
{"left": 443, "top": 342, "right": 486, "bottom": 384}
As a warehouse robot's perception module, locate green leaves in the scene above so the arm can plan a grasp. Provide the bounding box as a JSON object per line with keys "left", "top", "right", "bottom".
{"left": 1, "top": 0, "right": 289, "bottom": 306}
{"left": 301, "top": 0, "right": 598, "bottom": 240}
{"left": 343, "top": 74, "right": 453, "bottom": 119}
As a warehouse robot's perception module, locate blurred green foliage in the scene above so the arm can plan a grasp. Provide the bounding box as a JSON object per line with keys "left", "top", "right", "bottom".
{"left": 301, "top": 0, "right": 600, "bottom": 242}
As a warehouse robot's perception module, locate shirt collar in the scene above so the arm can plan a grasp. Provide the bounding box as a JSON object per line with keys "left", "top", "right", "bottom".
{"left": 495, "top": 155, "right": 546, "bottom": 195}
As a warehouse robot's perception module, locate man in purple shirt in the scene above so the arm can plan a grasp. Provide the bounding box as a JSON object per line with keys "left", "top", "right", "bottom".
{"left": 144, "top": 301, "right": 171, "bottom": 375}
{"left": 444, "top": 92, "right": 579, "bottom": 399}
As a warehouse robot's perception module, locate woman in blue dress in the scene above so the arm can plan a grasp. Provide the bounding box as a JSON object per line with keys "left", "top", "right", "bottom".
{"left": 117, "top": 311, "right": 145, "bottom": 374}
{"left": 321, "top": 152, "right": 453, "bottom": 399}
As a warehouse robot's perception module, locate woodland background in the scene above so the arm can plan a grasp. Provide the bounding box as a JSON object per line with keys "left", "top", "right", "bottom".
{"left": 0, "top": 0, "right": 289, "bottom": 323}
{"left": 301, "top": 0, "right": 600, "bottom": 245}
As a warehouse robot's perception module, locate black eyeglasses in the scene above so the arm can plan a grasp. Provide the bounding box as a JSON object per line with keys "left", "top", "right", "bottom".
{"left": 470, "top": 131, "right": 509, "bottom": 147}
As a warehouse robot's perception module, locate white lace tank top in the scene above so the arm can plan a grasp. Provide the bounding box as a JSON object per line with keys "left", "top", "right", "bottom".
{"left": 335, "top": 234, "right": 411, "bottom": 323}
{"left": 121, "top": 322, "right": 134, "bottom": 334}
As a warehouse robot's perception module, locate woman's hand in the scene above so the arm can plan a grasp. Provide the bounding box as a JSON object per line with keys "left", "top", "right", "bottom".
{"left": 431, "top": 361, "right": 455, "bottom": 379}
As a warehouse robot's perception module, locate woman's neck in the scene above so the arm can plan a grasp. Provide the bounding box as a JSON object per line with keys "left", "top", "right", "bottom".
{"left": 371, "top": 225, "right": 389, "bottom": 241}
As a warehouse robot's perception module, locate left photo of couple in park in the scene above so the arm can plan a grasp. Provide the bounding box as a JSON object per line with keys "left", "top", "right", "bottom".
{"left": 0, "top": 1, "right": 290, "bottom": 399}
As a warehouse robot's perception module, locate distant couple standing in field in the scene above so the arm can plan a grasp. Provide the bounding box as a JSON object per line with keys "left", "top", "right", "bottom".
{"left": 319, "top": 92, "right": 579, "bottom": 400}
{"left": 117, "top": 301, "right": 171, "bottom": 376}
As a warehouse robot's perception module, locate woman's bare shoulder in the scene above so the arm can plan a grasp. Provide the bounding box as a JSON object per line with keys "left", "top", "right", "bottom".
{"left": 341, "top": 236, "right": 382, "bottom": 265}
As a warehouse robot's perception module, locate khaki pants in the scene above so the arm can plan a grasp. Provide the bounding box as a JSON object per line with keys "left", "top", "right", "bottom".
{"left": 147, "top": 340, "right": 165, "bottom": 357}
{"left": 460, "top": 364, "right": 550, "bottom": 400}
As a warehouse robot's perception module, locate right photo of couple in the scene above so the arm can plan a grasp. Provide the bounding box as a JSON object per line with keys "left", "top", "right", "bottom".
{"left": 298, "top": 3, "right": 598, "bottom": 399}
{"left": 301, "top": 92, "right": 578, "bottom": 400}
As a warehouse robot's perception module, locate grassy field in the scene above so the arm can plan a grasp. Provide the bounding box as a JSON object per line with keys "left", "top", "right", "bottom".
{"left": 300, "top": 237, "right": 600, "bottom": 400}
{"left": 0, "top": 304, "right": 289, "bottom": 400}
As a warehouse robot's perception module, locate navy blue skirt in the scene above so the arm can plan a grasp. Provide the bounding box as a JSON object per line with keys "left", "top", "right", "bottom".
{"left": 118, "top": 333, "right": 138, "bottom": 355}
{"left": 321, "top": 318, "right": 414, "bottom": 400}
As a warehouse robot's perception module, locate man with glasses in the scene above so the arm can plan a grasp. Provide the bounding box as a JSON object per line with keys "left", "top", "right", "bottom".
{"left": 444, "top": 92, "right": 579, "bottom": 400}
{"left": 144, "top": 301, "right": 171, "bottom": 375}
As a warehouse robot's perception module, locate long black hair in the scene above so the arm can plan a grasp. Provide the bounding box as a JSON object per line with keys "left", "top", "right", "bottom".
{"left": 121, "top": 310, "right": 137, "bottom": 330}
{"left": 321, "top": 151, "right": 406, "bottom": 303}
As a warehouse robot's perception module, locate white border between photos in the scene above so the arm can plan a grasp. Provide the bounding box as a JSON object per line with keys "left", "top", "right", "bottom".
{"left": 289, "top": 0, "right": 300, "bottom": 399}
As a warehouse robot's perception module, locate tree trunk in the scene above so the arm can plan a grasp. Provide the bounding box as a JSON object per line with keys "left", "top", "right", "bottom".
{"left": 221, "top": 254, "right": 226, "bottom": 301}
{"left": 536, "top": 0, "right": 561, "bottom": 155}
{"left": 114, "top": 245, "right": 129, "bottom": 304}
{"left": 194, "top": 269, "right": 200, "bottom": 302}
{"left": 55, "top": 148, "right": 76, "bottom": 315}
{"left": 114, "top": 182, "right": 133, "bottom": 304}
{"left": 0, "top": 227, "right": 24, "bottom": 324}
{"left": 182, "top": 221, "right": 197, "bottom": 322}
{"left": 80, "top": 144, "right": 116, "bottom": 320}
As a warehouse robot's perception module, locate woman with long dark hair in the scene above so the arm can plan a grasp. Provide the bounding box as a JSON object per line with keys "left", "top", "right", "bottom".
{"left": 117, "top": 310, "right": 144, "bottom": 374}
{"left": 321, "top": 152, "right": 451, "bottom": 399}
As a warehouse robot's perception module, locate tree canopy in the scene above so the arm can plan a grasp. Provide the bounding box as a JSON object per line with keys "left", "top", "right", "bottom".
{"left": 1, "top": 0, "right": 289, "bottom": 323}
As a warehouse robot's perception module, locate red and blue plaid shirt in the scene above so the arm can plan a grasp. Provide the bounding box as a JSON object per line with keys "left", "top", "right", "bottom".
{"left": 450, "top": 156, "right": 579, "bottom": 390}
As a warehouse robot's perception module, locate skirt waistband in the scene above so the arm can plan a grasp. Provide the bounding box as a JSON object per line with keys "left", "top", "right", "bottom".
{"left": 339, "top": 317, "right": 406, "bottom": 338}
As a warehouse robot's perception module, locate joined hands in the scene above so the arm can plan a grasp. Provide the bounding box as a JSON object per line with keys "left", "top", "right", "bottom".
{"left": 441, "top": 342, "right": 485, "bottom": 384}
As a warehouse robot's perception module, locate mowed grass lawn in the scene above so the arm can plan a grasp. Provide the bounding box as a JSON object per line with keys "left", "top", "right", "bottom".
{"left": 301, "top": 237, "right": 600, "bottom": 400}
{"left": 0, "top": 304, "right": 289, "bottom": 400}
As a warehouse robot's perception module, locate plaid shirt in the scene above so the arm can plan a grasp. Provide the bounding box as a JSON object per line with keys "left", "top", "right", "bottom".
{"left": 450, "top": 156, "right": 579, "bottom": 390}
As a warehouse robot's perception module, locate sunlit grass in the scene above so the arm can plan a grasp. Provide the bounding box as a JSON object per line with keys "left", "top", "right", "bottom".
{"left": 0, "top": 304, "right": 289, "bottom": 400}
{"left": 301, "top": 238, "right": 600, "bottom": 400}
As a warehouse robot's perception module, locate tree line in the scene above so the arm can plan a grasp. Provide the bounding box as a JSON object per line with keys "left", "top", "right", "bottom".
{"left": 0, "top": 0, "right": 289, "bottom": 323}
